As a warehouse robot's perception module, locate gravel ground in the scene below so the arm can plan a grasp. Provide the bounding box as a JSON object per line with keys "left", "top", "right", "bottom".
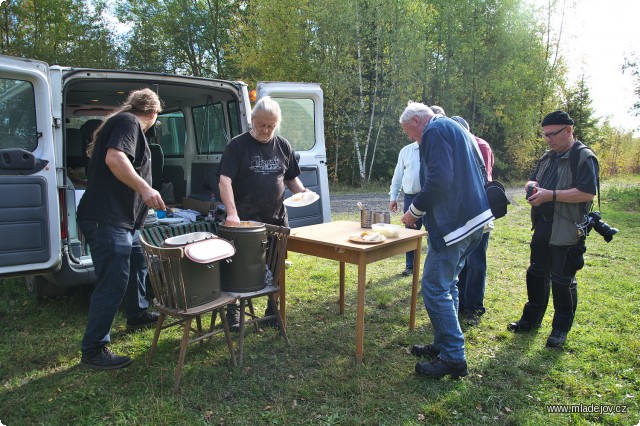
{"left": 330, "top": 188, "right": 521, "bottom": 215}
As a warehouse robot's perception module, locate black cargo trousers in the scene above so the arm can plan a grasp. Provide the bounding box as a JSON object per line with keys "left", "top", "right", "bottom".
{"left": 520, "top": 216, "right": 585, "bottom": 332}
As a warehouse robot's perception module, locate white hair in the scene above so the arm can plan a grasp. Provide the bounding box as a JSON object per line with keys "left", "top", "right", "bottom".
{"left": 251, "top": 96, "right": 282, "bottom": 126}
{"left": 399, "top": 101, "right": 433, "bottom": 124}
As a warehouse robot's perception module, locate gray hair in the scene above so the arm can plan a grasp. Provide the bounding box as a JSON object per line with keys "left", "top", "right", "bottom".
{"left": 251, "top": 96, "right": 282, "bottom": 126}
{"left": 399, "top": 101, "right": 433, "bottom": 124}
{"left": 430, "top": 105, "right": 446, "bottom": 116}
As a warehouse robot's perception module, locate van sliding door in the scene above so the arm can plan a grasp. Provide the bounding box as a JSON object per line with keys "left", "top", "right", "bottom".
{"left": 0, "top": 55, "right": 61, "bottom": 277}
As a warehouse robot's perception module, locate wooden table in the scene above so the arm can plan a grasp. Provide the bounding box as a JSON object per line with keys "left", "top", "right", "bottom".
{"left": 283, "top": 220, "right": 426, "bottom": 362}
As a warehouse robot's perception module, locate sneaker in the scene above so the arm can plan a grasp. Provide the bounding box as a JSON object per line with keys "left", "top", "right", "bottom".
{"left": 506, "top": 319, "right": 541, "bottom": 333}
{"left": 226, "top": 303, "right": 240, "bottom": 331}
{"left": 415, "top": 357, "right": 468, "bottom": 379}
{"left": 81, "top": 346, "right": 132, "bottom": 370}
{"left": 410, "top": 344, "right": 440, "bottom": 359}
{"left": 400, "top": 268, "right": 413, "bottom": 276}
{"left": 126, "top": 311, "right": 159, "bottom": 331}
{"left": 545, "top": 329, "right": 567, "bottom": 348}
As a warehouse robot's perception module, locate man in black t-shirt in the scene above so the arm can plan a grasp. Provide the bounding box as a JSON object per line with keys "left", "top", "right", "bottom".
{"left": 77, "top": 89, "right": 165, "bottom": 370}
{"left": 217, "top": 96, "right": 308, "bottom": 328}
{"left": 217, "top": 96, "right": 307, "bottom": 226}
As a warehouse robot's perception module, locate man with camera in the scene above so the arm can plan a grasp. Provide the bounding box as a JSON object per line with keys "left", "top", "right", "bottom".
{"left": 507, "top": 110, "right": 600, "bottom": 348}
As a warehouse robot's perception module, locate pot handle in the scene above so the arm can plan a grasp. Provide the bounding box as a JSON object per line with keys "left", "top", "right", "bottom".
{"left": 261, "top": 238, "right": 269, "bottom": 251}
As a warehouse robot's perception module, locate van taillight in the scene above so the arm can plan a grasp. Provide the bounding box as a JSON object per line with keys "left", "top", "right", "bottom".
{"left": 58, "top": 188, "right": 68, "bottom": 240}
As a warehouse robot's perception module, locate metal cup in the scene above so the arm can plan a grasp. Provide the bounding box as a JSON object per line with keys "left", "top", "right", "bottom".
{"left": 373, "top": 211, "right": 390, "bottom": 224}
{"left": 360, "top": 209, "right": 372, "bottom": 228}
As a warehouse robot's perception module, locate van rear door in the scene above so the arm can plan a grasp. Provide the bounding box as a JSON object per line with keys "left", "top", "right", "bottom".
{"left": 256, "top": 82, "right": 331, "bottom": 227}
{"left": 0, "top": 55, "right": 61, "bottom": 277}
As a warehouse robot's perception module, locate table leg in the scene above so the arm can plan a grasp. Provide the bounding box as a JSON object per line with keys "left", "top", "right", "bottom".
{"left": 339, "top": 261, "right": 345, "bottom": 314}
{"left": 410, "top": 240, "right": 422, "bottom": 331}
{"left": 356, "top": 258, "right": 366, "bottom": 362}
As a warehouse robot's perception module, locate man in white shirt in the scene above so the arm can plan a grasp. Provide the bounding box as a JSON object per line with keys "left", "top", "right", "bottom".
{"left": 389, "top": 140, "right": 424, "bottom": 276}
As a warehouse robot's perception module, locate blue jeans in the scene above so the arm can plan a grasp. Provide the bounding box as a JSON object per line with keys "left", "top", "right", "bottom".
{"left": 421, "top": 228, "right": 483, "bottom": 362}
{"left": 457, "top": 231, "right": 490, "bottom": 315}
{"left": 403, "top": 193, "right": 424, "bottom": 270}
{"left": 79, "top": 222, "right": 149, "bottom": 354}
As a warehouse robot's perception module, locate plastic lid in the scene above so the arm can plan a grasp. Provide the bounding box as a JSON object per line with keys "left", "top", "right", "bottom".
{"left": 164, "top": 232, "right": 215, "bottom": 247}
{"left": 184, "top": 238, "right": 236, "bottom": 263}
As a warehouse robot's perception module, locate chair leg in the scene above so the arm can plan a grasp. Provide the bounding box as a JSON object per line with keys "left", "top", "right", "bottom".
{"left": 174, "top": 317, "right": 192, "bottom": 393}
{"left": 270, "top": 294, "right": 289, "bottom": 345}
{"left": 238, "top": 299, "right": 247, "bottom": 366}
{"left": 196, "top": 315, "right": 204, "bottom": 348}
{"left": 247, "top": 299, "right": 260, "bottom": 332}
{"left": 219, "top": 308, "right": 237, "bottom": 367}
{"left": 147, "top": 311, "right": 166, "bottom": 365}
{"left": 208, "top": 310, "right": 218, "bottom": 343}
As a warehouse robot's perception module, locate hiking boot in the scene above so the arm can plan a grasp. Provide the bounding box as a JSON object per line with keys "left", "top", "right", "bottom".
{"left": 506, "top": 319, "right": 541, "bottom": 333}
{"left": 126, "top": 311, "right": 159, "bottom": 331}
{"left": 81, "top": 346, "right": 132, "bottom": 370}
{"left": 226, "top": 303, "right": 240, "bottom": 331}
{"left": 545, "top": 329, "right": 567, "bottom": 348}
{"left": 400, "top": 267, "right": 413, "bottom": 276}
{"left": 415, "top": 357, "right": 468, "bottom": 379}
{"left": 410, "top": 344, "right": 440, "bottom": 359}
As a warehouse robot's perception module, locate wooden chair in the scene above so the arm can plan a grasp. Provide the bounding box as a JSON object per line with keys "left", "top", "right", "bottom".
{"left": 227, "top": 224, "right": 290, "bottom": 366}
{"left": 140, "top": 235, "right": 237, "bottom": 393}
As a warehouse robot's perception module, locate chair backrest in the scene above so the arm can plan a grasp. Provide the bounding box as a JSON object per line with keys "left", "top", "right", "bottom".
{"left": 264, "top": 224, "right": 290, "bottom": 288}
{"left": 140, "top": 234, "right": 191, "bottom": 313}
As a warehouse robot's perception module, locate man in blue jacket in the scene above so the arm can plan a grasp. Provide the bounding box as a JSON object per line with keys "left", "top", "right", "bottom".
{"left": 400, "top": 102, "right": 494, "bottom": 379}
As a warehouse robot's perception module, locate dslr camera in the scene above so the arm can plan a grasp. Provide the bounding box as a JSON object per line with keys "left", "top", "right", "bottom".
{"left": 525, "top": 183, "right": 538, "bottom": 199}
{"left": 578, "top": 211, "right": 618, "bottom": 243}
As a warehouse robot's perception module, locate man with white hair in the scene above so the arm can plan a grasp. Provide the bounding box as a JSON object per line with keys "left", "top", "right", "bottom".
{"left": 400, "top": 102, "right": 493, "bottom": 379}
{"left": 217, "top": 96, "right": 308, "bottom": 327}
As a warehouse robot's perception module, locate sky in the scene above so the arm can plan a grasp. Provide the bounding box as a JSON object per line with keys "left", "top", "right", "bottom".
{"left": 531, "top": 0, "right": 640, "bottom": 132}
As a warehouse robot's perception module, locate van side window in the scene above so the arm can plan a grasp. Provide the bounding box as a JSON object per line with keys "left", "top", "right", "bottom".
{"left": 193, "top": 102, "right": 228, "bottom": 154}
{"left": 0, "top": 78, "right": 38, "bottom": 151}
{"left": 157, "top": 111, "right": 187, "bottom": 157}
{"left": 273, "top": 97, "right": 315, "bottom": 151}
{"left": 227, "top": 100, "right": 240, "bottom": 138}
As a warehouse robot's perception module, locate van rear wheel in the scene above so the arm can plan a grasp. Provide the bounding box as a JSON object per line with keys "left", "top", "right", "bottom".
{"left": 25, "top": 275, "right": 68, "bottom": 298}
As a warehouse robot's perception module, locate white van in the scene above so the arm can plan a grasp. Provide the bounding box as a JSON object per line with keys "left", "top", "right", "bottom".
{"left": 0, "top": 54, "right": 331, "bottom": 296}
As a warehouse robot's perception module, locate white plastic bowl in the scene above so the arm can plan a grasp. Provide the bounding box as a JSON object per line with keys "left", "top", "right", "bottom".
{"left": 372, "top": 223, "right": 401, "bottom": 237}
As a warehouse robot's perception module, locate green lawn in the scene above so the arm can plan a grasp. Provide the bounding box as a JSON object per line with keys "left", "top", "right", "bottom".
{"left": 1, "top": 177, "right": 639, "bottom": 425}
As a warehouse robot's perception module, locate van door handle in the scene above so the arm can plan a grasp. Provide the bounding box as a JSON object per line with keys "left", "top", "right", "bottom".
{"left": 0, "top": 148, "right": 48, "bottom": 175}
{"left": 300, "top": 166, "right": 317, "bottom": 172}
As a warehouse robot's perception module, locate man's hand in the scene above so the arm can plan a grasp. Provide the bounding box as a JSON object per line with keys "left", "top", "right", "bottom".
{"left": 401, "top": 210, "right": 418, "bottom": 228}
{"left": 141, "top": 187, "right": 166, "bottom": 211}
{"left": 224, "top": 214, "right": 241, "bottom": 227}
{"left": 389, "top": 200, "right": 398, "bottom": 212}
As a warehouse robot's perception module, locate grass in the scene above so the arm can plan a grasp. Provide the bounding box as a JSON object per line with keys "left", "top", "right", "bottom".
{"left": 1, "top": 176, "right": 639, "bottom": 425}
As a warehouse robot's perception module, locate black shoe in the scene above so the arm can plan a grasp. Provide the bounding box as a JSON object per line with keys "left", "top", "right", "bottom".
{"left": 261, "top": 303, "right": 279, "bottom": 327}
{"left": 226, "top": 303, "right": 240, "bottom": 331}
{"left": 545, "top": 329, "right": 567, "bottom": 348}
{"left": 81, "top": 346, "right": 132, "bottom": 370}
{"left": 460, "top": 314, "right": 480, "bottom": 326}
{"left": 410, "top": 344, "right": 440, "bottom": 359}
{"left": 126, "top": 311, "right": 159, "bottom": 331}
{"left": 400, "top": 268, "right": 413, "bottom": 276}
{"left": 415, "top": 357, "right": 468, "bottom": 379}
{"left": 506, "top": 319, "right": 541, "bottom": 333}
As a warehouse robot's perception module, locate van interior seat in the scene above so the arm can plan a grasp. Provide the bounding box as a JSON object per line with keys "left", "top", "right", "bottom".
{"left": 80, "top": 119, "right": 102, "bottom": 167}
{"left": 66, "top": 128, "right": 84, "bottom": 168}
{"left": 149, "top": 143, "right": 164, "bottom": 191}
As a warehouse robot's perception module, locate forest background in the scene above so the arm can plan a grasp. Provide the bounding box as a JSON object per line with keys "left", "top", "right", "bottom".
{"left": 2, "top": 0, "right": 640, "bottom": 186}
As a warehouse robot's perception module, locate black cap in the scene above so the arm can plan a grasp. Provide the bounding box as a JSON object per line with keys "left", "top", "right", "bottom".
{"left": 541, "top": 110, "right": 574, "bottom": 126}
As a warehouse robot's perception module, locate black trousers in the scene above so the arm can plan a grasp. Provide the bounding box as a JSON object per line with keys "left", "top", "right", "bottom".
{"left": 520, "top": 217, "right": 582, "bottom": 332}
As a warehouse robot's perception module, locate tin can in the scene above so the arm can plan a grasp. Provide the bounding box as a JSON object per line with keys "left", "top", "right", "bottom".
{"left": 360, "top": 209, "right": 372, "bottom": 228}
